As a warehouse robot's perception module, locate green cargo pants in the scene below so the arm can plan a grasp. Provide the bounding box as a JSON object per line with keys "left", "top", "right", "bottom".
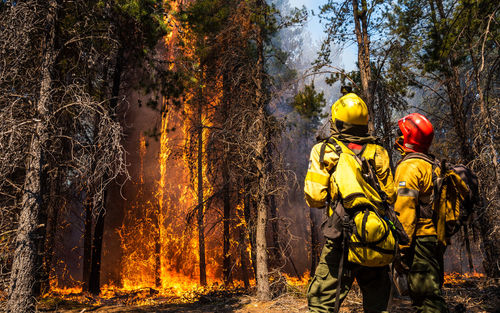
{"left": 307, "top": 238, "right": 391, "bottom": 313}
{"left": 407, "top": 236, "right": 448, "bottom": 313}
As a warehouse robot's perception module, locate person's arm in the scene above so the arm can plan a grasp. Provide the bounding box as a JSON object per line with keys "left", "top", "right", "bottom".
{"left": 394, "top": 160, "right": 421, "bottom": 249}
{"left": 304, "top": 143, "right": 338, "bottom": 208}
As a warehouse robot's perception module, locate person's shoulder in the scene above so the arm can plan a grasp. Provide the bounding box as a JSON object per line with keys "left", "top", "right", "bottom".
{"left": 397, "top": 154, "right": 433, "bottom": 171}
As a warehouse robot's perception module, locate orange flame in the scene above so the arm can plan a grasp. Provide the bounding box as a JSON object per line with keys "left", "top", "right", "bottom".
{"left": 444, "top": 271, "right": 485, "bottom": 285}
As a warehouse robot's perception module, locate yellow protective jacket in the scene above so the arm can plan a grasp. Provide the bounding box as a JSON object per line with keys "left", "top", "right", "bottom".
{"left": 394, "top": 155, "right": 441, "bottom": 248}
{"left": 304, "top": 141, "right": 396, "bottom": 210}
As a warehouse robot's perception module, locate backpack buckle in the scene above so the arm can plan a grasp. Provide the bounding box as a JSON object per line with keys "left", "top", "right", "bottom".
{"left": 342, "top": 215, "right": 351, "bottom": 229}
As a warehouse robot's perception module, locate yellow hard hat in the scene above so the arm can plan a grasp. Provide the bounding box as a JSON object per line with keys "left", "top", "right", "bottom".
{"left": 331, "top": 93, "right": 369, "bottom": 125}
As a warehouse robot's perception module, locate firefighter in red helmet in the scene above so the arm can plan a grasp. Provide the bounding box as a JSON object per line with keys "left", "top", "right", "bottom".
{"left": 393, "top": 113, "right": 449, "bottom": 313}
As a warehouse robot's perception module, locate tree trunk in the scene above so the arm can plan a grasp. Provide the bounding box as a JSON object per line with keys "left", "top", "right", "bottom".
{"left": 87, "top": 41, "right": 124, "bottom": 295}
{"left": 197, "top": 93, "right": 207, "bottom": 286}
{"left": 40, "top": 171, "right": 61, "bottom": 294}
{"left": 82, "top": 201, "right": 93, "bottom": 291}
{"left": 221, "top": 69, "right": 233, "bottom": 286}
{"left": 89, "top": 196, "right": 105, "bottom": 295}
{"left": 309, "top": 209, "right": 320, "bottom": 275}
{"left": 468, "top": 43, "right": 500, "bottom": 278}
{"left": 268, "top": 195, "right": 282, "bottom": 267}
{"left": 154, "top": 203, "right": 161, "bottom": 288}
{"left": 6, "top": 1, "right": 58, "bottom": 311}
{"left": 238, "top": 225, "right": 250, "bottom": 289}
{"left": 255, "top": 159, "right": 270, "bottom": 300}
{"left": 34, "top": 164, "right": 49, "bottom": 297}
{"left": 244, "top": 195, "right": 257, "bottom": 280}
{"left": 352, "top": 0, "right": 374, "bottom": 132}
{"left": 222, "top": 160, "right": 232, "bottom": 285}
{"left": 254, "top": 5, "right": 270, "bottom": 298}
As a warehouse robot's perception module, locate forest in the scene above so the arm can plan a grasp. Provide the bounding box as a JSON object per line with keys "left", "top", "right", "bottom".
{"left": 0, "top": 0, "right": 498, "bottom": 312}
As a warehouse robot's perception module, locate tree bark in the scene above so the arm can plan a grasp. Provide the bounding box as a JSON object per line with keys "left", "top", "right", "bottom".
{"left": 352, "top": 0, "right": 374, "bottom": 132}
{"left": 6, "top": 1, "right": 58, "bottom": 311}
{"left": 254, "top": 3, "right": 270, "bottom": 298}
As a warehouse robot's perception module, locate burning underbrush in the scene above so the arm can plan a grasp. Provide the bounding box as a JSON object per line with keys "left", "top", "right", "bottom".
{"left": 36, "top": 271, "right": 499, "bottom": 312}
{"left": 37, "top": 272, "right": 310, "bottom": 312}
{"left": 39, "top": 283, "right": 247, "bottom": 309}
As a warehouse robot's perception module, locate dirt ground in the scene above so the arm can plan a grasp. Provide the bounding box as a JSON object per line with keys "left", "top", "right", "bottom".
{"left": 30, "top": 275, "right": 499, "bottom": 312}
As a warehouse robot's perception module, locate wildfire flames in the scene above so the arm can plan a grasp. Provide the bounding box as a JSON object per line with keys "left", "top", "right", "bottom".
{"left": 443, "top": 271, "right": 485, "bottom": 285}
{"left": 43, "top": 0, "right": 226, "bottom": 302}
{"left": 115, "top": 0, "right": 222, "bottom": 294}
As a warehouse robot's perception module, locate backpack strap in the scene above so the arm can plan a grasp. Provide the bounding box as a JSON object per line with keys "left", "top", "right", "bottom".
{"left": 319, "top": 136, "right": 343, "bottom": 171}
{"left": 361, "top": 143, "right": 377, "bottom": 161}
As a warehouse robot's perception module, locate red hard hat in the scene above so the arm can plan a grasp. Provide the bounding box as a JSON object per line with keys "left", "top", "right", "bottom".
{"left": 397, "top": 113, "right": 434, "bottom": 153}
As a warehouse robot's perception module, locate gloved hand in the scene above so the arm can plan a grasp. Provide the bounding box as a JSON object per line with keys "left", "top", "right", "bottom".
{"left": 393, "top": 252, "right": 410, "bottom": 274}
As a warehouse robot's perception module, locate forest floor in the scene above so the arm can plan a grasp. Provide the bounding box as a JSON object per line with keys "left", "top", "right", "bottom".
{"left": 33, "top": 274, "right": 499, "bottom": 313}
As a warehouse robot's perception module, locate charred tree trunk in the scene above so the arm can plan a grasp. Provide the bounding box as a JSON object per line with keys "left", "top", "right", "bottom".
{"left": 309, "top": 209, "right": 320, "bottom": 275}
{"left": 222, "top": 70, "right": 232, "bottom": 285}
{"left": 89, "top": 196, "right": 105, "bottom": 295}
{"left": 197, "top": 92, "right": 207, "bottom": 286}
{"left": 238, "top": 225, "right": 250, "bottom": 289}
{"left": 244, "top": 195, "right": 257, "bottom": 280}
{"left": 33, "top": 164, "right": 49, "bottom": 297}
{"left": 268, "top": 195, "right": 282, "bottom": 267}
{"left": 6, "top": 1, "right": 58, "bottom": 311}
{"left": 222, "top": 160, "right": 232, "bottom": 285}
{"left": 40, "top": 171, "right": 61, "bottom": 294}
{"left": 154, "top": 203, "right": 161, "bottom": 288}
{"left": 82, "top": 201, "right": 93, "bottom": 291}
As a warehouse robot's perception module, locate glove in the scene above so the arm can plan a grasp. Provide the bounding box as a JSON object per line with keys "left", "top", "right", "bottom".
{"left": 393, "top": 252, "right": 410, "bottom": 274}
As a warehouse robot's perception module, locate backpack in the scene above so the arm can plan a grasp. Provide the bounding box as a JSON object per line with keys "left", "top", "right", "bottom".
{"left": 400, "top": 153, "right": 479, "bottom": 246}
{"left": 319, "top": 137, "right": 409, "bottom": 267}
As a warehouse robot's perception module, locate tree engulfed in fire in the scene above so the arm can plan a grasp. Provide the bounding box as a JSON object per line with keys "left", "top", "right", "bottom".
{"left": 117, "top": 0, "right": 222, "bottom": 295}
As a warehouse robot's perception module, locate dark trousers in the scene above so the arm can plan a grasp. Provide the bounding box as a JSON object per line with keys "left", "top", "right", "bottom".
{"left": 407, "top": 236, "right": 448, "bottom": 313}
{"left": 307, "top": 238, "right": 391, "bottom": 313}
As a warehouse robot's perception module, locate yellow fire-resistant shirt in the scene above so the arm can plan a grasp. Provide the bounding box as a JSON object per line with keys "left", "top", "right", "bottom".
{"left": 394, "top": 156, "right": 441, "bottom": 248}
{"left": 304, "top": 141, "right": 396, "bottom": 209}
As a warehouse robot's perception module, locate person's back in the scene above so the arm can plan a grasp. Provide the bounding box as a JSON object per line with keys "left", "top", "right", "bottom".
{"left": 393, "top": 113, "right": 449, "bottom": 313}
{"left": 304, "top": 93, "right": 396, "bottom": 313}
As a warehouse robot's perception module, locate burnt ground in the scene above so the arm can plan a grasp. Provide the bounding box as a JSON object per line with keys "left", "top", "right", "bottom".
{"left": 31, "top": 276, "right": 499, "bottom": 312}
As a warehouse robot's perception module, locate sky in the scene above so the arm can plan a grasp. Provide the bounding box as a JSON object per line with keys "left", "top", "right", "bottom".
{"left": 287, "top": 0, "right": 358, "bottom": 72}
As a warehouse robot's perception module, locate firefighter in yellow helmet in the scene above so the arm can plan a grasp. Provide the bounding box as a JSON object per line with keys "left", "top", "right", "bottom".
{"left": 304, "top": 93, "right": 396, "bottom": 313}
{"left": 393, "top": 113, "right": 449, "bottom": 313}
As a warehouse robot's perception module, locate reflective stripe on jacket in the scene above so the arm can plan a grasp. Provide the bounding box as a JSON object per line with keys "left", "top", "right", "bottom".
{"left": 394, "top": 156, "right": 441, "bottom": 248}
{"left": 304, "top": 141, "right": 396, "bottom": 209}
